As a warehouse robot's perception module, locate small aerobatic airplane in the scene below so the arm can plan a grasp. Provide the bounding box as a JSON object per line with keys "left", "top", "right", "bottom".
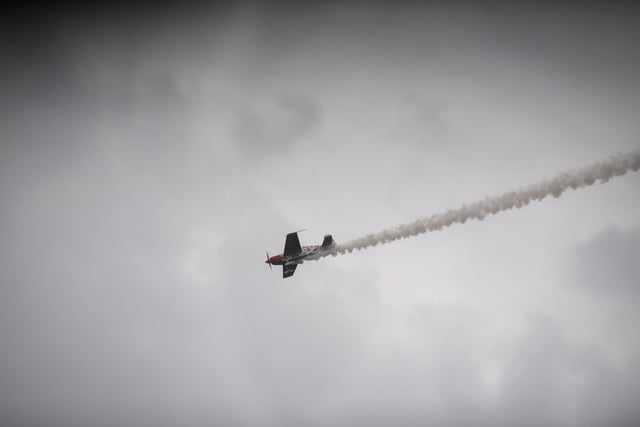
{"left": 265, "top": 231, "right": 336, "bottom": 278}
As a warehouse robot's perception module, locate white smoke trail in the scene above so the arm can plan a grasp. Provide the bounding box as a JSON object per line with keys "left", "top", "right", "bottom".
{"left": 328, "top": 150, "right": 640, "bottom": 256}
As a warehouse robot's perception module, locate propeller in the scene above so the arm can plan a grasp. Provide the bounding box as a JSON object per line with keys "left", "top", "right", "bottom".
{"left": 265, "top": 251, "right": 272, "bottom": 270}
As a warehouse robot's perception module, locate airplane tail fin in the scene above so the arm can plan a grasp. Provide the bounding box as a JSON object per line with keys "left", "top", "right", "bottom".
{"left": 322, "top": 234, "right": 336, "bottom": 248}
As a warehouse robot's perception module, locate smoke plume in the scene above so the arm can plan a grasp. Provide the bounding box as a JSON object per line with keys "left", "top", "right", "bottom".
{"left": 329, "top": 150, "right": 640, "bottom": 256}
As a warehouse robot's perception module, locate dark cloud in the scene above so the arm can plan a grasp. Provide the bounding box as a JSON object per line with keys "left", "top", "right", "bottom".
{"left": 572, "top": 227, "right": 640, "bottom": 296}
{"left": 497, "top": 314, "right": 640, "bottom": 427}
{"left": 232, "top": 93, "right": 322, "bottom": 157}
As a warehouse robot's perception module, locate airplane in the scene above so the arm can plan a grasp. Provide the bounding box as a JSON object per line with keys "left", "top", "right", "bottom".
{"left": 265, "top": 231, "right": 337, "bottom": 278}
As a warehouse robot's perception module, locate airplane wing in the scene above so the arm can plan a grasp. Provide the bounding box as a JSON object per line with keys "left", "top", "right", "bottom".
{"left": 283, "top": 232, "right": 302, "bottom": 256}
{"left": 283, "top": 263, "right": 297, "bottom": 278}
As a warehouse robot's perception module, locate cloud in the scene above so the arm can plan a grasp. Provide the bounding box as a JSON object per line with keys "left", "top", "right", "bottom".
{"left": 232, "top": 93, "right": 322, "bottom": 157}
{"left": 572, "top": 227, "right": 640, "bottom": 297}
{"left": 487, "top": 313, "right": 640, "bottom": 427}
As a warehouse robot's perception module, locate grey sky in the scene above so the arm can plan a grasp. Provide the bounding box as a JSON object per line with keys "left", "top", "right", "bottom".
{"left": 1, "top": 2, "right": 640, "bottom": 426}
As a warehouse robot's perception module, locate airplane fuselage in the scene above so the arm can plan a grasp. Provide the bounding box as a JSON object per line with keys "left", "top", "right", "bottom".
{"left": 267, "top": 245, "right": 332, "bottom": 266}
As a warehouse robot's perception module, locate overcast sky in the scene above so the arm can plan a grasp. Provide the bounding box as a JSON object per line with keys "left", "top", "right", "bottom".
{"left": 2, "top": 2, "right": 640, "bottom": 426}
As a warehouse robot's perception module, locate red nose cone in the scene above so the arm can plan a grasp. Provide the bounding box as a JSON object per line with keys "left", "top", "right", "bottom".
{"left": 267, "top": 254, "right": 284, "bottom": 265}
